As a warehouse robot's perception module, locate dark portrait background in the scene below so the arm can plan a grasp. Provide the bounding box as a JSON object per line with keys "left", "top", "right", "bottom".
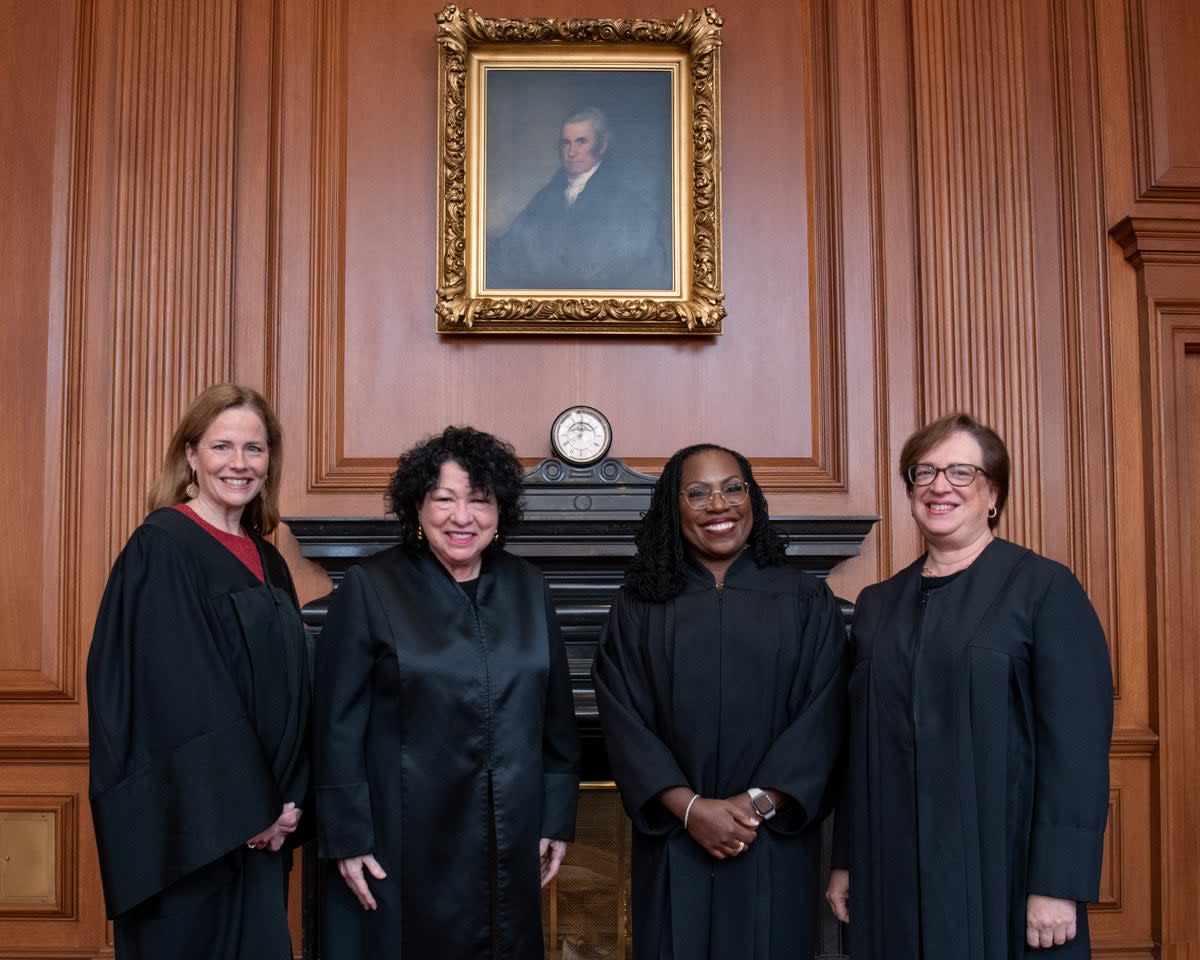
{"left": 484, "top": 69, "right": 674, "bottom": 290}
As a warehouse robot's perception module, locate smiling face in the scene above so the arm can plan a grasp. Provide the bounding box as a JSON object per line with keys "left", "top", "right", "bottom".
{"left": 907, "top": 430, "right": 998, "bottom": 551}
{"left": 185, "top": 405, "right": 269, "bottom": 528}
{"left": 677, "top": 449, "right": 754, "bottom": 580}
{"left": 417, "top": 459, "right": 499, "bottom": 581}
{"left": 560, "top": 120, "right": 607, "bottom": 177}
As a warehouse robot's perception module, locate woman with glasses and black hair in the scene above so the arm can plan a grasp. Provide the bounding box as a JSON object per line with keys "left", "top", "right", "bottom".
{"left": 593, "top": 443, "right": 847, "bottom": 960}
{"left": 825, "top": 412, "right": 1113, "bottom": 959}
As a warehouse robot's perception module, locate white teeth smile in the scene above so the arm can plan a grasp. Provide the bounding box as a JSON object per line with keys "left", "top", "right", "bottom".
{"left": 705, "top": 521, "right": 735, "bottom": 533}
{"left": 926, "top": 503, "right": 955, "bottom": 513}
{"left": 221, "top": 478, "right": 251, "bottom": 486}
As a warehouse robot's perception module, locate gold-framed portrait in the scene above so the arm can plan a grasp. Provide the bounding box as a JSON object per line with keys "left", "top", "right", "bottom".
{"left": 434, "top": 6, "right": 724, "bottom": 335}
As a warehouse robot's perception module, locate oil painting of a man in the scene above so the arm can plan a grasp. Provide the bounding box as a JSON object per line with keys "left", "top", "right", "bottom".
{"left": 485, "top": 73, "right": 674, "bottom": 292}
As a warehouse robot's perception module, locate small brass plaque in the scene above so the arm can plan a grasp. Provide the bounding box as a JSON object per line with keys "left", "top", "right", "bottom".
{"left": 0, "top": 810, "right": 57, "bottom": 905}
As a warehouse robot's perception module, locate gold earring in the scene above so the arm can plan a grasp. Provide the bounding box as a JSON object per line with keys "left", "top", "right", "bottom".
{"left": 987, "top": 505, "right": 998, "bottom": 519}
{"left": 185, "top": 470, "right": 199, "bottom": 499}
{"left": 493, "top": 530, "right": 500, "bottom": 543}
{"left": 417, "top": 525, "right": 424, "bottom": 541}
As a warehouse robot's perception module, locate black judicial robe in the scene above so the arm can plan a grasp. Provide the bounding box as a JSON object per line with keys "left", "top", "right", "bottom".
{"left": 836, "top": 538, "right": 1113, "bottom": 959}
{"left": 592, "top": 552, "right": 848, "bottom": 960}
{"left": 314, "top": 546, "right": 579, "bottom": 960}
{"left": 87, "top": 508, "right": 311, "bottom": 959}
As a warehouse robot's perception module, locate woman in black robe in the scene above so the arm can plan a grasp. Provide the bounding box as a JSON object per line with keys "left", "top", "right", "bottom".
{"left": 313, "top": 426, "right": 579, "bottom": 959}
{"left": 826, "top": 412, "right": 1114, "bottom": 958}
{"left": 592, "top": 443, "right": 848, "bottom": 959}
{"left": 87, "top": 384, "right": 310, "bottom": 959}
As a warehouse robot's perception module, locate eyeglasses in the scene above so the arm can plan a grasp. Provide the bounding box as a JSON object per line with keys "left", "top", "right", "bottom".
{"left": 681, "top": 480, "right": 750, "bottom": 509}
{"left": 906, "top": 463, "right": 988, "bottom": 487}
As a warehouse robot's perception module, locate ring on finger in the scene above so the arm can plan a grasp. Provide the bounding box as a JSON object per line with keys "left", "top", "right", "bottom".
{"left": 736, "top": 840, "right": 745, "bottom": 853}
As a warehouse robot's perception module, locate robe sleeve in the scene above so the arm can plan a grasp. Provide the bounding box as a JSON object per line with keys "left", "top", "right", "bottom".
{"left": 1026, "top": 565, "right": 1113, "bottom": 901}
{"left": 313, "top": 565, "right": 381, "bottom": 860}
{"left": 749, "top": 580, "right": 849, "bottom": 834}
{"left": 263, "top": 545, "right": 314, "bottom": 846}
{"left": 592, "top": 589, "right": 691, "bottom": 835}
{"left": 540, "top": 584, "right": 580, "bottom": 840}
{"left": 87, "top": 525, "right": 280, "bottom": 918}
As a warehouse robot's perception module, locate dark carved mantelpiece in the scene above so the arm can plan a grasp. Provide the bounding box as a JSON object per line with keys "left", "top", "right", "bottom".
{"left": 288, "top": 456, "right": 878, "bottom": 777}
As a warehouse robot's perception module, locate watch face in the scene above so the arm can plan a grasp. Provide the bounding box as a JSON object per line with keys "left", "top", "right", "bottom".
{"left": 551, "top": 406, "right": 612, "bottom": 466}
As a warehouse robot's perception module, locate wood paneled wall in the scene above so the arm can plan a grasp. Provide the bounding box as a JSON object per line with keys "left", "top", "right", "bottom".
{"left": 2, "top": 0, "right": 1198, "bottom": 956}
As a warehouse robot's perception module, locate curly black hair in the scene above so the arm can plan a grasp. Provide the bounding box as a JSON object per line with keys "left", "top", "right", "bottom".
{"left": 624, "top": 443, "right": 787, "bottom": 602}
{"left": 386, "top": 426, "right": 525, "bottom": 551}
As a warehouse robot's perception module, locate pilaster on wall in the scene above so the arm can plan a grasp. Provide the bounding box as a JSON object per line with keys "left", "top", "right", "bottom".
{"left": 910, "top": 0, "right": 1044, "bottom": 550}
{"left": 1111, "top": 216, "right": 1200, "bottom": 959}
{"left": 107, "top": 0, "right": 239, "bottom": 549}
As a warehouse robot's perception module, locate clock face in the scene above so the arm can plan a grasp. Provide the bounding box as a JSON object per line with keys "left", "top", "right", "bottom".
{"left": 551, "top": 406, "right": 612, "bottom": 466}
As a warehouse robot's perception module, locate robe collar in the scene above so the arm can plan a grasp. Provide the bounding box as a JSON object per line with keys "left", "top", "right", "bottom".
{"left": 682, "top": 545, "right": 757, "bottom": 592}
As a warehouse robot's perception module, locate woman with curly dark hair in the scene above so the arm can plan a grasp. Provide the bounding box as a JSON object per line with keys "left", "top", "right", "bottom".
{"left": 593, "top": 443, "right": 848, "bottom": 959}
{"left": 314, "top": 426, "right": 579, "bottom": 960}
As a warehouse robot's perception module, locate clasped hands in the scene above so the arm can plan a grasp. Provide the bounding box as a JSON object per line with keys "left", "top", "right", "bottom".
{"left": 245, "top": 801, "right": 302, "bottom": 853}
{"left": 687, "top": 795, "right": 760, "bottom": 859}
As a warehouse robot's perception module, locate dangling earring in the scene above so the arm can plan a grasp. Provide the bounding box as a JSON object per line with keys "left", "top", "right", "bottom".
{"left": 987, "top": 505, "right": 998, "bottom": 519}
{"left": 493, "top": 530, "right": 500, "bottom": 543}
{"left": 416, "top": 525, "right": 424, "bottom": 541}
{"left": 185, "top": 470, "right": 199, "bottom": 499}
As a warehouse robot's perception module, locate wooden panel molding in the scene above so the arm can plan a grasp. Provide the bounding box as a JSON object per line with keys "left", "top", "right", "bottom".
{"left": 304, "top": 0, "right": 850, "bottom": 496}
{"left": 0, "top": 0, "right": 93, "bottom": 704}
{"left": 106, "top": 0, "right": 239, "bottom": 550}
{"left": 1125, "top": 0, "right": 1200, "bottom": 201}
{"left": 1095, "top": 789, "right": 1123, "bottom": 910}
{"left": 1149, "top": 314, "right": 1200, "bottom": 957}
{"left": 1090, "top": 754, "right": 1155, "bottom": 954}
{"left": 1112, "top": 218, "right": 1200, "bottom": 959}
{"left": 0, "top": 796, "right": 77, "bottom": 919}
{"left": 1110, "top": 217, "right": 1200, "bottom": 266}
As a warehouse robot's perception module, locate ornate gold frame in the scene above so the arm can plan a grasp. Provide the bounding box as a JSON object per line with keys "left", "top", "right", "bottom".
{"left": 435, "top": 6, "right": 724, "bottom": 335}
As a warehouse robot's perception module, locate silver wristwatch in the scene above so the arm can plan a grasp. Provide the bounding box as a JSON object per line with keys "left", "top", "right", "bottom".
{"left": 747, "top": 787, "right": 777, "bottom": 820}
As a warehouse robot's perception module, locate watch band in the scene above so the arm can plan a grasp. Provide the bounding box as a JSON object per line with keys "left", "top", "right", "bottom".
{"left": 747, "top": 786, "right": 777, "bottom": 819}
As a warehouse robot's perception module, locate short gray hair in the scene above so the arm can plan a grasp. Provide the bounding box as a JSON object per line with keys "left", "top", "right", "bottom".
{"left": 562, "top": 106, "right": 611, "bottom": 148}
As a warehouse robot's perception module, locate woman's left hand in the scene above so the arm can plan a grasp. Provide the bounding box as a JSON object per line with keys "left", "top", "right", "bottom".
{"left": 1026, "top": 894, "right": 1077, "bottom": 948}
{"left": 245, "top": 801, "right": 303, "bottom": 852}
{"left": 539, "top": 838, "right": 567, "bottom": 887}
